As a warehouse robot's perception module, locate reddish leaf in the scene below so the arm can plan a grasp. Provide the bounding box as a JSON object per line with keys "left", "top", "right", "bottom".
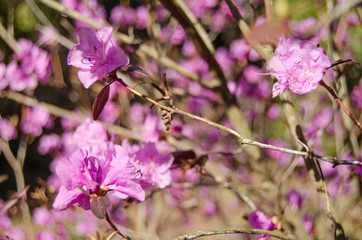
{"left": 92, "top": 83, "right": 110, "bottom": 120}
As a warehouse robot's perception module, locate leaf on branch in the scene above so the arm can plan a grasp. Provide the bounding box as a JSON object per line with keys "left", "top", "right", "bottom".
{"left": 92, "top": 83, "right": 111, "bottom": 120}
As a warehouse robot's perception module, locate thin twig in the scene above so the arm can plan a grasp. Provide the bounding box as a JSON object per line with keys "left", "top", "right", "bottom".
{"left": 0, "top": 90, "right": 140, "bottom": 140}
{"left": 0, "top": 21, "right": 20, "bottom": 54}
{"left": 38, "top": 0, "right": 217, "bottom": 90}
{"left": 112, "top": 78, "right": 362, "bottom": 167}
{"left": 224, "top": 0, "right": 270, "bottom": 61}
{"left": 105, "top": 211, "right": 130, "bottom": 240}
{"left": 320, "top": 80, "right": 362, "bottom": 131}
{"left": 0, "top": 140, "right": 34, "bottom": 240}
{"left": 171, "top": 228, "right": 295, "bottom": 240}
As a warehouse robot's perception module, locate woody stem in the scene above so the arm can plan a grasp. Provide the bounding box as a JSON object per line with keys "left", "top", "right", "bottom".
{"left": 320, "top": 80, "right": 362, "bottom": 131}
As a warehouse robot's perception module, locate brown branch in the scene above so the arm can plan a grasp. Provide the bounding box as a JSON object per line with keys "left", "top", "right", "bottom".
{"left": 105, "top": 211, "right": 130, "bottom": 240}
{"left": 0, "top": 90, "right": 141, "bottom": 140}
{"left": 159, "top": 0, "right": 234, "bottom": 105}
{"left": 171, "top": 228, "right": 295, "bottom": 240}
{"left": 320, "top": 80, "right": 362, "bottom": 131}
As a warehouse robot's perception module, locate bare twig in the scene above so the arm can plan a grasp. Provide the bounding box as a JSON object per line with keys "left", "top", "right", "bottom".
{"left": 38, "top": 0, "right": 217, "bottom": 90}
{"left": 0, "top": 140, "right": 34, "bottom": 239}
{"left": 171, "top": 228, "right": 295, "bottom": 240}
{"left": 105, "top": 211, "right": 130, "bottom": 240}
{"left": 0, "top": 90, "right": 140, "bottom": 140}
{"left": 320, "top": 80, "right": 362, "bottom": 131}
{"left": 0, "top": 21, "right": 20, "bottom": 54}
{"left": 111, "top": 77, "right": 362, "bottom": 167}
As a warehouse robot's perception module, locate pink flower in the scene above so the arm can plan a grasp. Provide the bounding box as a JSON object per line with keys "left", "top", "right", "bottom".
{"left": 351, "top": 79, "right": 362, "bottom": 108}
{"left": 0, "top": 62, "right": 8, "bottom": 90}
{"left": 61, "top": 0, "right": 106, "bottom": 30}
{"left": 123, "top": 141, "right": 174, "bottom": 190}
{"left": 20, "top": 105, "right": 52, "bottom": 137}
{"left": 268, "top": 37, "right": 332, "bottom": 97}
{"left": 53, "top": 142, "right": 145, "bottom": 211}
{"left": 110, "top": 6, "right": 135, "bottom": 26}
{"left": 38, "top": 134, "right": 61, "bottom": 155}
{"left": 136, "top": 6, "right": 149, "bottom": 29}
{"left": 286, "top": 189, "right": 303, "bottom": 210}
{"left": 16, "top": 39, "right": 53, "bottom": 83}
{"left": 248, "top": 210, "right": 277, "bottom": 240}
{"left": 0, "top": 118, "right": 17, "bottom": 141}
{"left": 67, "top": 27, "right": 129, "bottom": 88}
{"left": 230, "top": 39, "right": 250, "bottom": 62}
{"left": 302, "top": 214, "right": 314, "bottom": 234}
{"left": 73, "top": 118, "right": 108, "bottom": 148}
{"left": 6, "top": 60, "right": 37, "bottom": 91}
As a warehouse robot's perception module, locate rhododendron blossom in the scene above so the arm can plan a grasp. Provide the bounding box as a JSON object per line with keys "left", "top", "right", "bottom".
{"left": 53, "top": 143, "right": 145, "bottom": 211}
{"left": 268, "top": 37, "right": 332, "bottom": 97}
{"left": 248, "top": 210, "right": 277, "bottom": 240}
{"left": 67, "top": 27, "right": 129, "bottom": 88}
{"left": 123, "top": 141, "right": 174, "bottom": 189}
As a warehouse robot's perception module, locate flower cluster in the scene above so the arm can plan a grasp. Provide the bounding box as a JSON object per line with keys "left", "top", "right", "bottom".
{"left": 268, "top": 37, "right": 332, "bottom": 97}
{"left": 0, "top": 39, "right": 52, "bottom": 92}
{"left": 53, "top": 142, "right": 145, "bottom": 211}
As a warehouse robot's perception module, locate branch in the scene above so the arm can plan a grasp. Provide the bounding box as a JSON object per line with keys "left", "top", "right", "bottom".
{"left": 38, "top": 0, "right": 216, "bottom": 90}
{"left": 113, "top": 77, "right": 362, "bottom": 167}
{"left": 171, "top": 228, "right": 295, "bottom": 240}
{"left": 159, "top": 0, "right": 234, "bottom": 104}
{"left": 224, "top": 0, "right": 271, "bottom": 61}
{"left": 319, "top": 80, "right": 362, "bottom": 131}
{"left": 0, "top": 139, "right": 34, "bottom": 239}
{"left": 0, "top": 90, "right": 140, "bottom": 140}
{"left": 0, "top": 21, "right": 20, "bottom": 54}
{"left": 105, "top": 211, "right": 130, "bottom": 240}
{"left": 279, "top": 92, "right": 346, "bottom": 239}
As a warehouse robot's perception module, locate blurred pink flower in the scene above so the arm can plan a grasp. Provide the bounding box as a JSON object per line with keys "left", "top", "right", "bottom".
{"left": 39, "top": 26, "right": 59, "bottom": 46}
{"left": 230, "top": 39, "right": 250, "bottom": 62}
{"left": 286, "top": 189, "right": 303, "bottom": 210}
{"left": 110, "top": 6, "right": 135, "bottom": 26}
{"left": 351, "top": 79, "right": 362, "bottom": 108}
{"left": 16, "top": 39, "right": 52, "bottom": 83}
{"left": 53, "top": 143, "right": 145, "bottom": 211}
{"left": 61, "top": 0, "right": 106, "bottom": 30}
{"left": 292, "top": 18, "right": 327, "bottom": 43}
{"left": 210, "top": 11, "right": 228, "bottom": 32}
{"left": 268, "top": 37, "right": 331, "bottom": 97}
{"left": 21, "top": 105, "right": 52, "bottom": 137}
{"left": 98, "top": 101, "right": 122, "bottom": 124}
{"left": 0, "top": 118, "right": 17, "bottom": 141}
{"left": 136, "top": 6, "right": 149, "bottom": 29}
{"left": 267, "top": 104, "right": 281, "bottom": 120}
{"left": 33, "top": 207, "right": 55, "bottom": 226}
{"left": 185, "top": 0, "right": 217, "bottom": 18}
{"left": 182, "top": 40, "right": 196, "bottom": 57}
{"left": 215, "top": 47, "right": 234, "bottom": 74}
{"left": 73, "top": 118, "right": 108, "bottom": 148}
{"left": 302, "top": 214, "right": 314, "bottom": 234}
{"left": 67, "top": 27, "right": 129, "bottom": 88}
{"left": 6, "top": 60, "right": 37, "bottom": 91}
{"left": 248, "top": 210, "right": 277, "bottom": 240}
{"left": 171, "top": 25, "right": 186, "bottom": 45}
{"left": 38, "top": 134, "right": 61, "bottom": 155}
{"left": 0, "top": 62, "right": 8, "bottom": 90}
{"left": 123, "top": 141, "right": 174, "bottom": 189}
